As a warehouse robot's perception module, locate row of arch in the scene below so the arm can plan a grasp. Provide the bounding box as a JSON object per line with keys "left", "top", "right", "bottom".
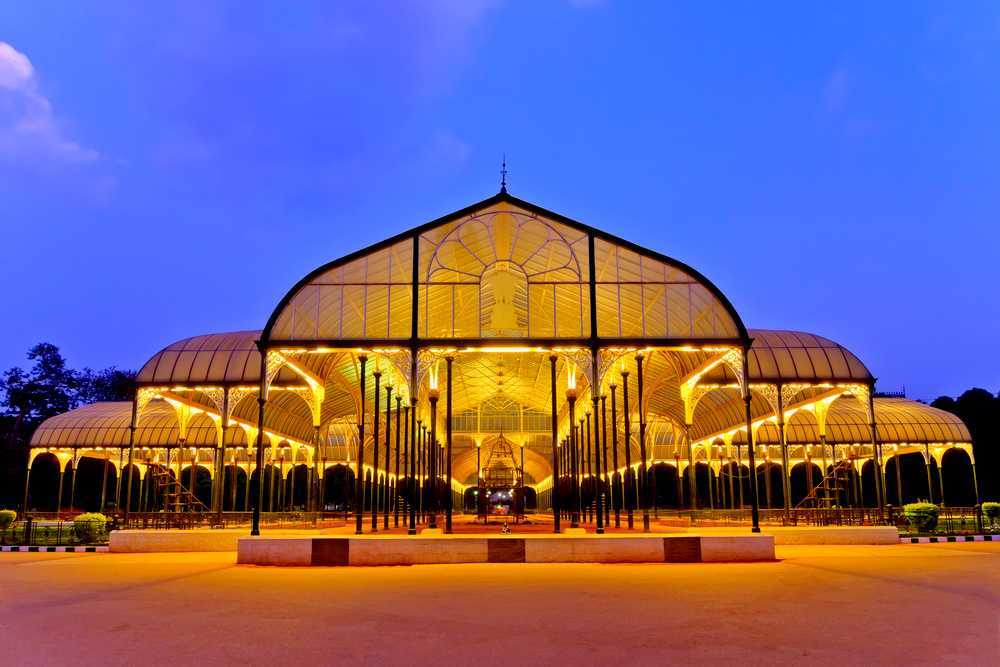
{"left": 23, "top": 447, "right": 978, "bottom": 514}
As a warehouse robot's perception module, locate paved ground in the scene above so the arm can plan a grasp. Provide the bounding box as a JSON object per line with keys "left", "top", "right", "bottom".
{"left": 1, "top": 543, "right": 996, "bottom": 665}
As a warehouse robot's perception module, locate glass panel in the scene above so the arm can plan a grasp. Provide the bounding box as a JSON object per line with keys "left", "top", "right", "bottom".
{"left": 341, "top": 285, "right": 366, "bottom": 338}
{"left": 528, "top": 284, "right": 555, "bottom": 338}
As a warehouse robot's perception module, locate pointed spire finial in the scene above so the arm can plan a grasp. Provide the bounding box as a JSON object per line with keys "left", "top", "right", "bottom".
{"left": 500, "top": 154, "right": 508, "bottom": 193}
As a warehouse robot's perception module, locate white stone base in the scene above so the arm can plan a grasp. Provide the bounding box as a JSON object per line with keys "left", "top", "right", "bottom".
{"left": 236, "top": 533, "right": 776, "bottom": 566}
{"left": 763, "top": 527, "right": 899, "bottom": 545}
{"left": 110, "top": 529, "right": 244, "bottom": 553}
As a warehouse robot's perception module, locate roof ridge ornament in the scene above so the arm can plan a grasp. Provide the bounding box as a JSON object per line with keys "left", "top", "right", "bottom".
{"left": 500, "top": 154, "right": 508, "bottom": 193}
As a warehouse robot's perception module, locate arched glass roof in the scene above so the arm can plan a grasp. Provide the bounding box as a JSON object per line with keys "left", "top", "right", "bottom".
{"left": 697, "top": 329, "right": 873, "bottom": 384}
{"left": 136, "top": 331, "right": 299, "bottom": 386}
{"left": 264, "top": 192, "right": 746, "bottom": 345}
{"left": 28, "top": 401, "right": 240, "bottom": 449}
{"left": 733, "top": 398, "right": 971, "bottom": 446}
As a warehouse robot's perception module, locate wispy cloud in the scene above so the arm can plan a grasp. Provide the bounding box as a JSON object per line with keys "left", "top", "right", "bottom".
{"left": 0, "top": 42, "right": 99, "bottom": 164}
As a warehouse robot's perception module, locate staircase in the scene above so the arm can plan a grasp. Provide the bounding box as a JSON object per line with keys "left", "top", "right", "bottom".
{"left": 795, "top": 460, "right": 854, "bottom": 509}
{"left": 148, "top": 463, "right": 208, "bottom": 513}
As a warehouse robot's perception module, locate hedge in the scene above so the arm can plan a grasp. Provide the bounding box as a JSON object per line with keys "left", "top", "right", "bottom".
{"left": 903, "top": 502, "right": 939, "bottom": 533}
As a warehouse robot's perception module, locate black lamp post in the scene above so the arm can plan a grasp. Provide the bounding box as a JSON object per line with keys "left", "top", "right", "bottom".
{"left": 636, "top": 352, "right": 650, "bottom": 532}
{"left": 567, "top": 374, "right": 580, "bottom": 528}
{"left": 610, "top": 381, "right": 621, "bottom": 528}
{"left": 592, "top": 394, "right": 604, "bottom": 534}
{"left": 428, "top": 365, "right": 439, "bottom": 530}
{"left": 621, "top": 364, "right": 634, "bottom": 529}
{"left": 371, "top": 368, "right": 381, "bottom": 532}
{"left": 355, "top": 355, "right": 367, "bottom": 535}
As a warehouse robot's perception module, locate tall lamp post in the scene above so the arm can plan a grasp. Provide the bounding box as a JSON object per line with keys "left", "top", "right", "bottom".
{"left": 636, "top": 352, "right": 650, "bottom": 532}
{"left": 621, "top": 362, "right": 634, "bottom": 530}
{"left": 355, "top": 354, "right": 367, "bottom": 535}
{"left": 566, "top": 365, "right": 581, "bottom": 528}
{"left": 427, "top": 362, "right": 440, "bottom": 530}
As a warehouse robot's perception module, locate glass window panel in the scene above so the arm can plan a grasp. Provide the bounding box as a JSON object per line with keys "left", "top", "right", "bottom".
{"left": 316, "top": 286, "right": 344, "bottom": 339}
{"left": 595, "top": 284, "right": 620, "bottom": 337}
{"left": 291, "top": 286, "right": 319, "bottom": 339}
{"left": 390, "top": 240, "right": 413, "bottom": 284}
{"left": 640, "top": 255, "right": 667, "bottom": 283}
{"left": 689, "top": 285, "right": 716, "bottom": 337}
{"left": 364, "top": 285, "right": 389, "bottom": 338}
{"left": 806, "top": 349, "right": 833, "bottom": 378}
{"left": 172, "top": 351, "right": 198, "bottom": 383}
{"left": 341, "top": 285, "right": 366, "bottom": 338}
{"left": 528, "top": 284, "right": 555, "bottom": 338}
{"left": 618, "top": 283, "right": 644, "bottom": 337}
{"left": 615, "top": 246, "right": 642, "bottom": 282}
{"left": 424, "top": 284, "right": 454, "bottom": 338}
{"left": 642, "top": 283, "right": 667, "bottom": 337}
{"left": 593, "top": 239, "right": 617, "bottom": 282}
{"left": 152, "top": 351, "right": 180, "bottom": 383}
{"left": 666, "top": 284, "right": 692, "bottom": 337}
{"left": 454, "top": 284, "right": 480, "bottom": 338}
{"left": 555, "top": 283, "right": 588, "bottom": 337}
{"left": 341, "top": 255, "right": 369, "bottom": 284}
{"left": 388, "top": 285, "right": 412, "bottom": 339}
{"left": 789, "top": 349, "right": 815, "bottom": 379}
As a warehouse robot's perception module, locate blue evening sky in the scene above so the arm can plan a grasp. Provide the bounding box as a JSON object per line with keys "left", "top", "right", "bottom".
{"left": 1, "top": 1, "right": 997, "bottom": 401}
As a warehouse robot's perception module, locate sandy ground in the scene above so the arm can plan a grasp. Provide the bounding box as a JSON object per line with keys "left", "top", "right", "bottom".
{"left": 0, "top": 543, "right": 997, "bottom": 665}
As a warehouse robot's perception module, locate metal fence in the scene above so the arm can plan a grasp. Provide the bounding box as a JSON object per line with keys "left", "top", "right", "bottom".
{"left": 0, "top": 516, "right": 113, "bottom": 546}
{"left": 650, "top": 506, "right": 993, "bottom": 533}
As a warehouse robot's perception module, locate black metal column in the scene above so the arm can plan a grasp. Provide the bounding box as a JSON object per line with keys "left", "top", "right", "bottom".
{"left": 636, "top": 353, "right": 650, "bottom": 532}
{"left": 741, "top": 349, "right": 761, "bottom": 533}
{"left": 621, "top": 367, "right": 634, "bottom": 529}
{"left": 394, "top": 395, "right": 402, "bottom": 527}
{"left": 592, "top": 393, "right": 605, "bottom": 534}
{"left": 568, "top": 392, "right": 580, "bottom": 528}
{"left": 549, "top": 354, "right": 560, "bottom": 533}
{"left": 609, "top": 382, "right": 621, "bottom": 528}
{"left": 601, "top": 394, "right": 609, "bottom": 526}
{"left": 354, "top": 355, "right": 367, "bottom": 535}
{"left": 384, "top": 383, "right": 392, "bottom": 530}
{"left": 445, "top": 356, "right": 454, "bottom": 533}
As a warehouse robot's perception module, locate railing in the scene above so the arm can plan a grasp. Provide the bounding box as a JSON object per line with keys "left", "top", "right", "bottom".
{"left": 0, "top": 515, "right": 114, "bottom": 546}
{"left": 651, "top": 507, "right": 888, "bottom": 527}
{"left": 889, "top": 505, "right": 990, "bottom": 536}
{"left": 120, "top": 511, "right": 350, "bottom": 530}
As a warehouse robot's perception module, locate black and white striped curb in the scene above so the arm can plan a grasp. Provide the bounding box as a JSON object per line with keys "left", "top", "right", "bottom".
{"left": 902, "top": 535, "right": 995, "bottom": 544}
{"left": 1, "top": 545, "right": 108, "bottom": 553}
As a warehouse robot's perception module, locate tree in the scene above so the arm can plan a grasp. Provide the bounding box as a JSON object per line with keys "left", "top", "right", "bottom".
{"left": 932, "top": 388, "right": 1000, "bottom": 502}
{"left": 0, "top": 343, "right": 136, "bottom": 509}
{"left": 77, "top": 367, "right": 136, "bottom": 404}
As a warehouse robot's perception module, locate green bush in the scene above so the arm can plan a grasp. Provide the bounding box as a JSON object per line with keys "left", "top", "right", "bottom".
{"left": 0, "top": 509, "right": 15, "bottom": 530}
{"left": 903, "top": 502, "right": 939, "bottom": 533}
{"left": 983, "top": 502, "right": 1000, "bottom": 525}
{"left": 73, "top": 513, "right": 108, "bottom": 543}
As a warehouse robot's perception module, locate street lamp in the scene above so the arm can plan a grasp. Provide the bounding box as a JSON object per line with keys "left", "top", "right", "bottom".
{"left": 566, "top": 363, "right": 581, "bottom": 528}
{"left": 427, "top": 361, "right": 439, "bottom": 529}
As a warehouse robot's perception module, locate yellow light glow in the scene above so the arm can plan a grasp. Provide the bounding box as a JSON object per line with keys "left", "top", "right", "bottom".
{"left": 428, "top": 360, "right": 439, "bottom": 391}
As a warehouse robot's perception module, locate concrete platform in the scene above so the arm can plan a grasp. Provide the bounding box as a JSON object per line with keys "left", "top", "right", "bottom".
{"left": 236, "top": 533, "right": 775, "bottom": 566}
{"left": 111, "top": 529, "right": 249, "bottom": 552}
{"left": 692, "top": 526, "right": 900, "bottom": 545}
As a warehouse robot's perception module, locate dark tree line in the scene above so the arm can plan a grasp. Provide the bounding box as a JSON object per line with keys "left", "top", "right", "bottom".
{"left": 0, "top": 343, "right": 135, "bottom": 509}
{"left": 931, "top": 388, "right": 999, "bottom": 501}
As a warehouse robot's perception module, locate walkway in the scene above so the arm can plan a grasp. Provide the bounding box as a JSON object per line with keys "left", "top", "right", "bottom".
{"left": 0, "top": 543, "right": 996, "bottom": 664}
